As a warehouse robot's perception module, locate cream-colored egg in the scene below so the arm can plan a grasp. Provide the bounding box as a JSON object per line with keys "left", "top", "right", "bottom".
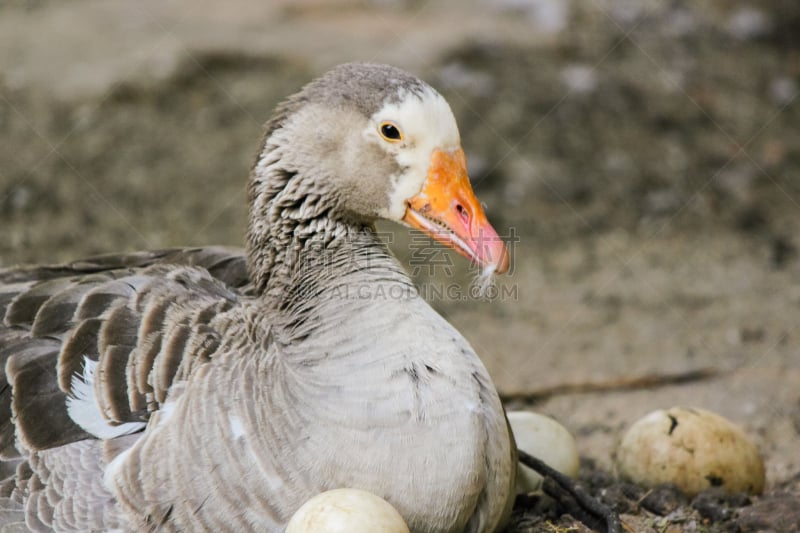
{"left": 507, "top": 411, "right": 580, "bottom": 493}
{"left": 616, "top": 407, "right": 765, "bottom": 496}
{"left": 285, "top": 488, "right": 410, "bottom": 533}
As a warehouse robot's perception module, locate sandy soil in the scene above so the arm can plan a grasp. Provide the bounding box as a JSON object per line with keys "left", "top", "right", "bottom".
{"left": 1, "top": 1, "right": 798, "bottom": 531}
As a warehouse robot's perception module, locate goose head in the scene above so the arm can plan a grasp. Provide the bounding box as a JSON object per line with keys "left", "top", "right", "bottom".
{"left": 253, "top": 62, "right": 509, "bottom": 274}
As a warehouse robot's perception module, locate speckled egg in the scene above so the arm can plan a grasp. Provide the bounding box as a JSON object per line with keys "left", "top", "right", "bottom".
{"left": 616, "top": 407, "right": 765, "bottom": 496}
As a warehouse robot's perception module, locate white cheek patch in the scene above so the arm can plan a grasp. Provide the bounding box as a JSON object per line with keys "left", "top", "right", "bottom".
{"left": 368, "top": 86, "right": 461, "bottom": 220}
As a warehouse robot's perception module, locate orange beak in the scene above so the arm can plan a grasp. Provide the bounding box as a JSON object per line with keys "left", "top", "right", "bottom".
{"left": 402, "top": 148, "right": 509, "bottom": 274}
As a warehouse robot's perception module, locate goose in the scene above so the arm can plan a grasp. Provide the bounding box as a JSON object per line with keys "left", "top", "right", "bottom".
{"left": 0, "top": 62, "right": 515, "bottom": 532}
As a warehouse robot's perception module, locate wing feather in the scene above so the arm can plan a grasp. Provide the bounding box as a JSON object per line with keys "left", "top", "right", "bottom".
{"left": 29, "top": 281, "right": 87, "bottom": 338}
{"left": 153, "top": 324, "right": 191, "bottom": 405}
{"left": 58, "top": 318, "right": 103, "bottom": 392}
{"left": 0, "top": 247, "right": 248, "bottom": 455}
{"left": 5, "top": 279, "right": 75, "bottom": 328}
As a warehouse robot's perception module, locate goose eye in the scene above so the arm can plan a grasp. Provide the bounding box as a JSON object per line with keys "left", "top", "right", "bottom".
{"left": 379, "top": 122, "right": 403, "bottom": 142}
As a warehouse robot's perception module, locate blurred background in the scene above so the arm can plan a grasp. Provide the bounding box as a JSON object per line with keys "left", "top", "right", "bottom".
{"left": 1, "top": 0, "right": 798, "bottom": 490}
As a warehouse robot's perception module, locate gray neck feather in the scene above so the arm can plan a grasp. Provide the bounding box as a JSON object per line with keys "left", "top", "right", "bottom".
{"left": 246, "top": 135, "right": 408, "bottom": 309}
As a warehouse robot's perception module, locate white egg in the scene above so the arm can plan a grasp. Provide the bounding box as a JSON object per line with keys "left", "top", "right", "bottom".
{"left": 616, "top": 406, "right": 765, "bottom": 496}
{"left": 507, "top": 411, "right": 580, "bottom": 493}
{"left": 285, "top": 488, "right": 410, "bottom": 533}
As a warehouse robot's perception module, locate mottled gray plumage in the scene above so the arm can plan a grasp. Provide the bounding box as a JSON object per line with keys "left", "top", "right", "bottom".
{"left": 0, "top": 63, "right": 514, "bottom": 532}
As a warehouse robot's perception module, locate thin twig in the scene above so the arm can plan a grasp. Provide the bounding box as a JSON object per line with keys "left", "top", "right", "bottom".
{"left": 501, "top": 367, "right": 725, "bottom": 404}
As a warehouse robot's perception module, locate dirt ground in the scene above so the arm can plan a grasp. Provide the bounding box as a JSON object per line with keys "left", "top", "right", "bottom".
{"left": 1, "top": 1, "right": 798, "bottom": 531}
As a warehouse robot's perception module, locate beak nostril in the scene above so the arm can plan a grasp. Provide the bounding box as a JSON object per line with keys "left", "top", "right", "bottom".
{"left": 455, "top": 203, "right": 470, "bottom": 225}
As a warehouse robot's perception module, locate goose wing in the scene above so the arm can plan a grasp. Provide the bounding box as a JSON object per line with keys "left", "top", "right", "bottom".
{"left": 0, "top": 247, "right": 248, "bottom": 457}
